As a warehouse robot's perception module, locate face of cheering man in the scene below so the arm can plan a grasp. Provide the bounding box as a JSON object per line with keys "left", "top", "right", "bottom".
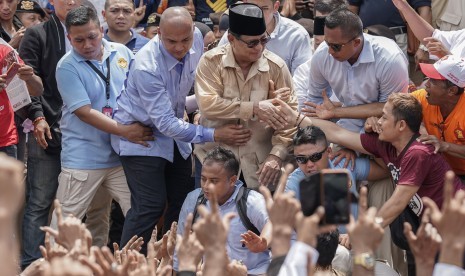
{"left": 67, "top": 19, "right": 104, "bottom": 61}
{"left": 158, "top": 7, "right": 194, "bottom": 61}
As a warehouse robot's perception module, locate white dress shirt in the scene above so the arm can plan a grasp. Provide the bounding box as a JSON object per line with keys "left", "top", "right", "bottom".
{"left": 306, "top": 33, "right": 409, "bottom": 132}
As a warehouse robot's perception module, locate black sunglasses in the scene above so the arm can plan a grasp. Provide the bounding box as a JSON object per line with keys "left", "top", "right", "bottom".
{"left": 294, "top": 148, "right": 327, "bottom": 164}
{"left": 235, "top": 33, "right": 271, "bottom": 48}
{"left": 325, "top": 35, "right": 359, "bottom": 52}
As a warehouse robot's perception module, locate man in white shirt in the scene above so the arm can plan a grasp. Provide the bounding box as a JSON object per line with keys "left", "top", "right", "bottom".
{"left": 218, "top": 0, "right": 312, "bottom": 75}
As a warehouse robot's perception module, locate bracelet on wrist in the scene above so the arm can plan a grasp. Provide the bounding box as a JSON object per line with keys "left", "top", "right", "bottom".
{"left": 294, "top": 111, "right": 302, "bottom": 127}
{"left": 297, "top": 114, "right": 306, "bottom": 128}
{"left": 419, "top": 44, "right": 429, "bottom": 52}
{"left": 33, "top": 116, "right": 45, "bottom": 126}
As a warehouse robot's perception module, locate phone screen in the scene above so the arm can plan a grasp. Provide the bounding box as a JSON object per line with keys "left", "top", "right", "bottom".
{"left": 321, "top": 172, "right": 350, "bottom": 224}
{"left": 299, "top": 172, "right": 320, "bottom": 217}
{"left": 314, "top": 16, "right": 326, "bottom": 36}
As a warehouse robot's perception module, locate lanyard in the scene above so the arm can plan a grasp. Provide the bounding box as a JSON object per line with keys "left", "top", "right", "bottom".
{"left": 85, "top": 58, "right": 111, "bottom": 105}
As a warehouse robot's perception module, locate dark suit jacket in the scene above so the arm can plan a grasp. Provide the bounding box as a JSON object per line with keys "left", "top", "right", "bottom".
{"left": 19, "top": 14, "right": 66, "bottom": 127}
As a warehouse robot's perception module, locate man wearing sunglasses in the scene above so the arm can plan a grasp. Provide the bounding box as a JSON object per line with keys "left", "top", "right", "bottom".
{"left": 217, "top": 0, "right": 312, "bottom": 75}
{"left": 285, "top": 126, "right": 389, "bottom": 200}
{"left": 302, "top": 8, "right": 408, "bottom": 133}
{"left": 195, "top": 3, "right": 298, "bottom": 190}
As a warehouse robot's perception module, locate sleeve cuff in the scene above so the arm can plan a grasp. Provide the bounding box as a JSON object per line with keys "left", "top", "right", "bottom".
{"left": 240, "top": 101, "right": 254, "bottom": 120}
{"left": 433, "top": 263, "right": 465, "bottom": 276}
{"left": 201, "top": 126, "right": 216, "bottom": 142}
{"left": 270, "top": 145, "right": 288, "bottom": 161}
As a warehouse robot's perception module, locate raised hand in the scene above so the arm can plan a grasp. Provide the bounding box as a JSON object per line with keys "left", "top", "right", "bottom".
{"left": 302, "top": 90, "right": 337, "bottom": 119}
{"left": 424, "top": 37, "right": 451, "bottom": 58}
{"left": 404, "top": 208, "right": 441, "bottom": 274}
{"left": 348, "top": 187, "right": 384, "bottom": 254}
{"left": 240, "top": 230, "right": 268, "bottom": 253}
{"left": 41, "top": 199, "right": 87, "bottom": 251}
{"left": 423, "top": 171, "right": 465, "bottom": 267}
{"left": 132, "top": 0, "right": 146, "bottom": 27}
{"left": 79, "top": 246, "right": 132, "bottom": 276}
{"left": 176, "top": 214, "right": 204, "bottom": 272}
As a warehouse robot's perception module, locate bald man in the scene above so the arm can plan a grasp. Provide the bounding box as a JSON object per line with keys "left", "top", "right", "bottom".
{"left": 112, "top": 7, "right": 251, "bottom": 252}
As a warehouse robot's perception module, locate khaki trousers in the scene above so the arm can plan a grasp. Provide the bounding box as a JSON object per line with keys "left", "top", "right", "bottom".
{"left": 50, "top": 166, "right": 131, "bottom": 246}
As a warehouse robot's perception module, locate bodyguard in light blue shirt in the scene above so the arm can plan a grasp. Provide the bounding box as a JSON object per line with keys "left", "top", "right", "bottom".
{"left": 52, "top": 6, "right": 152, "bottom": 247}
{"left": 113, "top": 7, "right": 249, "bottom": 253}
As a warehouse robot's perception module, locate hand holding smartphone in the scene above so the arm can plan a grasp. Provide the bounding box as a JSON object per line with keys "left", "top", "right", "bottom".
{"left": 299, "top": 169, "right": 352, "bottom": 225}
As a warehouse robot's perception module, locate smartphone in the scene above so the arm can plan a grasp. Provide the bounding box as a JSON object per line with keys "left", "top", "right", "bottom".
{"left": 320, "top": 169, "right": 351, "bottom": 224}
{"left": 314, "top": 16, "right": 326, "bottom": 36}
{"left": 299, "top": 169, "right": 351, "bottom": 225}
{"left": 5, "top": 62, "right": 20, "bottom": 86}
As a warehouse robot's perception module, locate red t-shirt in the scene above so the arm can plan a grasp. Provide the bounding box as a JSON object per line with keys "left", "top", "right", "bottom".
{"left": 360, "top": 133, "right": 463, "bottom": 213}
{"left": 0, "top": 45, "right": 24, "bottom": 147}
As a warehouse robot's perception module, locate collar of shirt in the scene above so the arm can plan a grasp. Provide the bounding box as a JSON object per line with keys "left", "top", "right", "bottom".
{"left": 60, "top": 21, "right": 73, "bottom": 52}
{"left": 71, "top": 38, "right": 116, "bottom": 63}
{"left": 269, "top": 12, "right": 282, "bottom": 39}
{"left": 159, "top": 41, "right": 195, "bottom": 71}
{"left": 222, "top": 44, "right": 270, "bottom": 73}
{"left": 352, "top": 34, "right": 376, "bottom": 66}
{"left": 103, "top": 28, "right": 137, "bottom": 45}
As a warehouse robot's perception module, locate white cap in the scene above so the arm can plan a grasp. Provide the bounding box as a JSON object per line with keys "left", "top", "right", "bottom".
{"left": 420, "top": 55, "right": 465, "bottom": 88}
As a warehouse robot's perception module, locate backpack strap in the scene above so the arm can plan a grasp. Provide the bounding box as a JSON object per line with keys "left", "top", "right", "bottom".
{"left": 192, "top": 190, "right": 207, "bottom": 227}
{"left": 235, "top": 186, "right": 260, "bottom": 236}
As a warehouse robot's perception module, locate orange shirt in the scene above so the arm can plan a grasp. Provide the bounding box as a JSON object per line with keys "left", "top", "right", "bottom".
{"left": 412, "top": 89, "right": 465, "bottom": 175}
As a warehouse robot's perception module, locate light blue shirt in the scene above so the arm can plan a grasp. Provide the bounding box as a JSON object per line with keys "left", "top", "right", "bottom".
{"left": 285, "top": 157, "right": 369, "bottom": 200}
{"left": 56, "top": 39, "right": 133, "bottom": 169}
{"left": 112, "top": 28, "right": 214, "bottom": 161}
{"left": 306, "top": 34, "right": 409, "bottom": 132}
{"left": 285, "top": 157, "right": 369, "bottom": 233}
{"left": 174, "top": 181, "right": 271, "bottom": 274}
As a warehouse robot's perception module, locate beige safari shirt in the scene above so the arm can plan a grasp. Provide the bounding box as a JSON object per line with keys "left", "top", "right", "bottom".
{"left": 194, "top": 44, "right": 298, "bottom": 188}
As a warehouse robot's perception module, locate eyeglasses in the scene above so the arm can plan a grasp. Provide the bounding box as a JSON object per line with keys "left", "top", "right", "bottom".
{"left": 294, "top": 148, "right": 327, "bottom": 164}
{"left": 234, "top": 33, "right": 271, "bottom": 48}
{"left": 325, "top": 35, "right": 359, "bottom": 52}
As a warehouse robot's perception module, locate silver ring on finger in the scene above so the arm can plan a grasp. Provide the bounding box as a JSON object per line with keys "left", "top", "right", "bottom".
{"left": 111, "top": 262, "right": 118, "bottom": 272}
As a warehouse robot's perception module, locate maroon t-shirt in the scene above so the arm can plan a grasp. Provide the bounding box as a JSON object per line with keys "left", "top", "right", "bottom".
{"left": 360, "top": 133, "right": 463, "bottom": 213}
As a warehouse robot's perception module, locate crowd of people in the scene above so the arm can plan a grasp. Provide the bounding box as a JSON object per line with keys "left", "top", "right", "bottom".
{"left": 1, "top": 0, "right": 465, "bottom": 275}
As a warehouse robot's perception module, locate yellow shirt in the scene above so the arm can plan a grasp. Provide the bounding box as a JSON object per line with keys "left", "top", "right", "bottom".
{"left": 412, "top": 89, "right": 465, "bottom": 175}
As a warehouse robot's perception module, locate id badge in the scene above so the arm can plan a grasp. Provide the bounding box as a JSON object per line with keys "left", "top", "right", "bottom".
{"left": 102, "top": 105, "right": 113, "bottom": 117}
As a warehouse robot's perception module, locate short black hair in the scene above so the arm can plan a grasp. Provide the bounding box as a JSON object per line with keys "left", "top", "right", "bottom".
{"left": 203, "top": 147, "right": 240, "bottom": 177}
{"left": 293, "top": 126, "right": 328, "bottom": 147}
{"left": 316, "top": 229, "right": 339, "bottom": 269}
{"left": 314, "top": 0, "right": 347, "bottom": 16}
{"left": 65, "top": 5, "right": 100, "bottom": 32}
{"left": 325, "top": 8, "right": 363, "bottom": 40}
{"left": 104, "top": 0, "right": 135, "bottom": 10}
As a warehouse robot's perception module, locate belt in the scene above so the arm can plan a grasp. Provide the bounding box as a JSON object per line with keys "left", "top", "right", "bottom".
{"left": 389, "top": 26, "right": 407, "bottom": 35}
